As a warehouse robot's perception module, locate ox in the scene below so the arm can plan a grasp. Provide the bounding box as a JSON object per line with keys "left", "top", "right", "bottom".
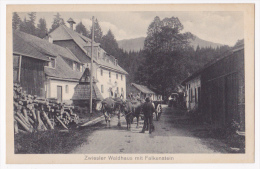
{"left": 122, "top": 100, "right": 134, "bottom": 130}
{"left": 129, "top": 99, "right": 145, "bottom": 128}
{"left": 101, "top": 97, "right": 124, "bottom": 127}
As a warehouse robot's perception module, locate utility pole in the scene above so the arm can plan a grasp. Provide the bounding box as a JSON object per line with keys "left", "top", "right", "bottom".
{"left": 90, "top": 16, "right": 94, "bottom": 114}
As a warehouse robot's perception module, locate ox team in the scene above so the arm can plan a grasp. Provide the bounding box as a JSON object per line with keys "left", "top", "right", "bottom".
{"left": 101, "top": 92, "right": 162, "bottom": 134}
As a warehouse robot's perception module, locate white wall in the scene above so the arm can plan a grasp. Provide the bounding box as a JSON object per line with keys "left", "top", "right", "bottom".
{"left": 96, "top": 67, "right": 126, "bottom": 99}
{"left": 47, "top": 79, "right": 78, "bottom": 102}
{"left": 185, "top": 76, "right": 201, "bottom": 111}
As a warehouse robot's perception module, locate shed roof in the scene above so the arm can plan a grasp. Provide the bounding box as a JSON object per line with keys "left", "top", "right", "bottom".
{"left": 71, "top": 84, "right": 103, "bottom": 101}
{"left": 131, "top": 83, "right": 155, "bottom": 94}
{"left": 15, "top": 30, "right": 81, "bottom": 63}
{"left": 13, "top": 31, "right": 50, "bottom": 61}
{"left": 44, "top": 55, "right": 83, "bottom": 81}
{"left": 181, "top": 42, "right": 244, "bottom": 85}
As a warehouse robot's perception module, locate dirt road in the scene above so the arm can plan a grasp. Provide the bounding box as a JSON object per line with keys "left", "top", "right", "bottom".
{"left": 71, "top": 105, "right": 227, "bottom": 154}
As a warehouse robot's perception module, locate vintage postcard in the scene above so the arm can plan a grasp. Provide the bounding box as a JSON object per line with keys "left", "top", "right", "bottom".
{"left": 6, "top": 4, "right": 255, "bottom": 164}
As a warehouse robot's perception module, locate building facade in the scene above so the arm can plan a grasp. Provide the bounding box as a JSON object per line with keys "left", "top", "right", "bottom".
{"left": 14, "top": 30, "right": 84, "bottom": 103}
{"left": 182, "top": 75, "right": 201, "bottom": 112}
{"left": 128, "top": 83, "right": 162, "bottom": 101}
{"left": 181, "top": 41, "right": 245, "bottom": 131}
{"left": 13, "top": 31, "right": 50, "bottom": 97}
{"left": 49, "top": 19, "right": 128, "bottom": 100}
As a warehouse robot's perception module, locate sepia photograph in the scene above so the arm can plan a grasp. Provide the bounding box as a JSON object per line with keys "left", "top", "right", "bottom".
{"left": 5, "top": 3, "right": 255, "bottom": 164}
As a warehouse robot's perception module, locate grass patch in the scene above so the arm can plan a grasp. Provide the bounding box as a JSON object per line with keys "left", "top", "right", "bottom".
{"left": 15, "top": 125, "right": 99, "bottom": 154}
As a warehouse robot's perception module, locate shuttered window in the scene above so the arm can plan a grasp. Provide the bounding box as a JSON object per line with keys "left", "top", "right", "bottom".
{"left": 101, "top": 85, "right": 104, "bottom": 93}
{"left": 66, "top": 85, "right": 69, "bottom": 93}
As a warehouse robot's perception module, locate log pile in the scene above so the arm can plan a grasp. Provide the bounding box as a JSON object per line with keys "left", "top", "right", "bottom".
{"left": 13, "top": 83, "right": 79, "bottom": 134}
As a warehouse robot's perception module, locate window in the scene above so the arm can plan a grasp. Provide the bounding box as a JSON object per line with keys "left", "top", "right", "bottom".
{"left": 72, "top": 62, "right": 76, "bottom": 70}
{"left": 109, "top": 72, "right": 111, "bottom": 78}
{"left": 189, "top": 89, "right": 191, "bottom": 102}
{"left": 101, "top": 85, "right": 104, "bottom": 93}
{"left": 190, "top": 88, "right": 193, "bottom": 103}
{"left": 49, "top": 57, "right": 56, "bottom": 68}
{"left": 101, "top": 69, "right": 103, "bottom": 76}
{"left": 77, "top": 63, "right": 80, "bottom": 71}
{"left": 117, "top": 87, "right": 119, "bottom": 93}
{"left": 121, "top": 88, "right": 124, "bottom": 93}
{"left": 116, "top": 74, "right": 118, "bottom": 79}
{"left": 80, "top": 65, "right": 83, "bottom": 72}
{"left": 195, "top": 88, "right": 197, "bottom": 103}
{"left": 121, "top": 75, "right": 123, "bottom": 80}
{"left": 65, "top": 85, "right": 69, "bottom": 93}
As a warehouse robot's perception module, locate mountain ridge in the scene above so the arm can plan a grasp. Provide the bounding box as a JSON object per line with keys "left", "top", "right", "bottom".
{"left": 118, "top": 36, "right": 225, "bottom": 52}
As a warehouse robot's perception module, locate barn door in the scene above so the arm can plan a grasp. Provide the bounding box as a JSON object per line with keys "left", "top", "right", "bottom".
{"left": 57, "top": 86, "right": 62, "bottom": 103}
{"left": 225, "top": 73, "right": 238, "bottom": 126}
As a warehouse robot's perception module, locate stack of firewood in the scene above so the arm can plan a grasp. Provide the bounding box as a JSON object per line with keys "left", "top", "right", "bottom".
{"left": 13, "top": 83, "right": 79, "bottom": 134}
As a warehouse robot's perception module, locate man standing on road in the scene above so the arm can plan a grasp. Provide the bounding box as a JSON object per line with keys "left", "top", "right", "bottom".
{"left": 140, "top": 97, "right": 156, "bottom": 134}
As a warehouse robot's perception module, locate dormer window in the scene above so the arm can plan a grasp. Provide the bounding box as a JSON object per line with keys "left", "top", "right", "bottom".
{"left": 73, "top": 62, "right": 76, "bottom": 71}
{"left": 114, "top": 59, "right": 118, "bottom": 66}
{"left": 48, "top": 36, "right": 53, "bottom": 43}
{"left": 49, "top": 57, "right": 56, "bottom": 68}
{"left": 80, "top": 65, "right": 83, "bottom": 72}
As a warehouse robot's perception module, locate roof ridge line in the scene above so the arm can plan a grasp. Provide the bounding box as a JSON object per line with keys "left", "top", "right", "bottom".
{"left": 62, "top": 25, "right": 98, "bottom": 63}
{"left": 16, "top": 31, "right": 57, "bottom": 58}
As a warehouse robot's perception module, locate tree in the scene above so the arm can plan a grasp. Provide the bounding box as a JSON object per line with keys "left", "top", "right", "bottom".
{"left": 12, "top": 12, "right": 21, "bottom": 30}
{"left": 36, "top": 18, "right": 47, "bottom": 38}
{"left": 19, "top": 17, "right": 28, "bottom": 33}
{"left": 49, "top": 13, "right": 65, "bottom": 33}
{"left": 101, "top": 29, "right": 119, "bottom": 56}
{"left": 90, "top": 19, "right": 103, "bottom": 43}
{"left": 75, "top": 22, "right": 89, "bottom": 37}
{"left": 19, "top": 12, "right": 37, "bottom": 35}
{"left": 27, "top": 12, "right": 36, "bottom": 35}
{"left": 136, "top": 16, "right": 195, "bottom": 97}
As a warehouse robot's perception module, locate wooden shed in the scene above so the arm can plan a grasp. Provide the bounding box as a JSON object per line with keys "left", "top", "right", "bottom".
{"left": 13, "top": 31, "right": 50, "bottom": 97}
{"left": 181, "top": 40, "right": 245, "bottom": 131}
{"left": 201, "top": 44, "right": 244, "bottom": 131}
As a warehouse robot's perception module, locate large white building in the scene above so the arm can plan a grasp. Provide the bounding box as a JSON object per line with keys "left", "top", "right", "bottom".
{"left": 48, "top": 18, "right": 128, "bottom": 101}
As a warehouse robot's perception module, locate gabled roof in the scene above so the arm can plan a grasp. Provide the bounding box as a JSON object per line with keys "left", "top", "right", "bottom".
{"left": 13, "top": 31, "right": 50, "bottom": 61}
{"left": 15, "top": 30, "right": 81, "bottom": 63}
{"left": 49, "top": 25, "right": 92, "bottom": 62}
{"left": 79, "top": 68, "right": 98, "bottom": 83}
{"left": 67, "top": 18, "right": 76, "bottom": 24}
{"left": 44, "top": 55, "right": 83, "bottom": 81}
{"left": 131, "top": 83, "right": 155, "bottom": 94}
{"left": 71, "top": 83, "right": 103, "bottom": 101}
{"left": 49, "top": 25, "right": 128, "bottom": 75}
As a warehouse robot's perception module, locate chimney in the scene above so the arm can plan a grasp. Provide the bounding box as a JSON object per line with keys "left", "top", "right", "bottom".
{"left": 67, "top": 18, "right": 76, "bottom": 30}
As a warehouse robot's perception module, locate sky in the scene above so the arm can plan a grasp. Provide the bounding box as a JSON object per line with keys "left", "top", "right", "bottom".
{"left": 17, "top": 11, "right": 244, "bottom": 46}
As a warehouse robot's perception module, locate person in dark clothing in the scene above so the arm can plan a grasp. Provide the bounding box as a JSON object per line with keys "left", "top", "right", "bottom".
{"left": 140, "top": 97, "right": 156, "bottom": 134}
